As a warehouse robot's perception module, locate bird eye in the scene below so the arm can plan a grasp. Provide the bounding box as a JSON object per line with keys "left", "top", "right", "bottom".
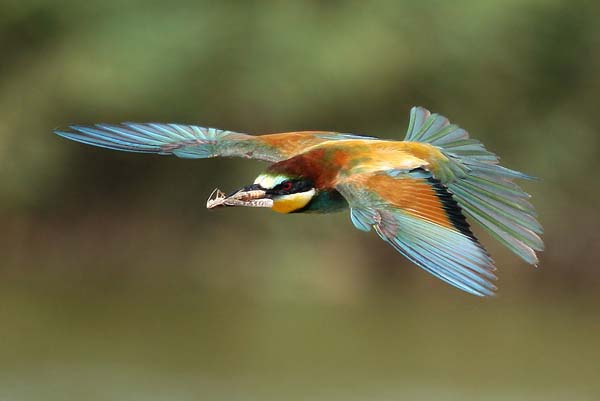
{"left": 281, "top": 181, "right": 293, "bottom": 191}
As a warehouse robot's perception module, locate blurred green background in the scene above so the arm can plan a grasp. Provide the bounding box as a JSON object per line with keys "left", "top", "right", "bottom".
{"left": 1, "top": 1, "right": 599, "bottom": 400}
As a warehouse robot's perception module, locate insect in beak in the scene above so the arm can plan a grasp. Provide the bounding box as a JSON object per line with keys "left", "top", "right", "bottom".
{"left": 206, "top": 186, "right": 273, "bottom": 209}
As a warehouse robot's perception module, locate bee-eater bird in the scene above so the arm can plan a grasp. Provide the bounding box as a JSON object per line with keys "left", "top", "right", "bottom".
{"left": 55, "top": 107, "right": 543, "bottom": 296}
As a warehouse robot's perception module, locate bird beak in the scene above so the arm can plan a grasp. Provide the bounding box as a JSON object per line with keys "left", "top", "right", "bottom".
{"left": 206, "top": 185, "right": 273, "bottom": 209}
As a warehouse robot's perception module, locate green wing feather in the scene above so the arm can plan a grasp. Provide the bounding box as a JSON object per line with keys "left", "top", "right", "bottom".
{"left": 404, "top": 107, "right": 544, "bottom": 265}
{"left": 55, "top": 123, "right": 373, "bottom": 163}
{"left": 339, "top": 169, "right": 497, "bottom": 297}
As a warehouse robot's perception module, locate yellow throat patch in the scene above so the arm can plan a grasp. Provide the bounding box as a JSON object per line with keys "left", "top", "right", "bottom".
{"left": 271, "top": 189, "right": 315, "bottom": 214}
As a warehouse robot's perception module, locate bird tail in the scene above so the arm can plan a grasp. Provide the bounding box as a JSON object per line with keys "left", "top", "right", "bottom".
{"left": 404, "top": 106, "right": 544, "bottom": 265}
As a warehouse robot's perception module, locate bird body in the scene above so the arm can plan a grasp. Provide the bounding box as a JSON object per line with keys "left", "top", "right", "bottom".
{"left": 258, "top": 140, "right": 448, "bottom": 215}
{"left": 55, "top": 107, "right": 543, "bottom": 296}
{"left": 269, "top": 139, "right": 446, "bottom": 182}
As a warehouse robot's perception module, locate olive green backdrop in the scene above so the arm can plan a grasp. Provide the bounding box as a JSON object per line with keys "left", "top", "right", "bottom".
{"left": 1, "top": 1, "right": 599, "bottom": 400}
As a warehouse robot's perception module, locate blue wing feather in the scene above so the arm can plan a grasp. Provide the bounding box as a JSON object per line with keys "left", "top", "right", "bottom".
{"left": 54, "top": 123, "right": 379, "bottom": 162}
{"left": 404, "top": 106, "right": 543, "bottom": 265}
{"left": 54, "top": 123, "right": 243, "bottom": 156}
{"left": 385, "top": 211, "right": 496, "bottom": 297}
{"left": 340, "top": 170, "right": 497, "bottom": 297}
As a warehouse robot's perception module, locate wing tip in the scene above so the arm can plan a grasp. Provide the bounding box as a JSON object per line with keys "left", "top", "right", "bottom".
{"left": 53, "top": 128, "right": 71, "bottom": 139}
{"left": 53, "top": 124, "right": 162, "bottom": 153}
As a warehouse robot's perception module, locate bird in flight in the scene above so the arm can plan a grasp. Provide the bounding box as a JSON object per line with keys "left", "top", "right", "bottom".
{"left": 55, "top": 107, "right": 543, "bottom": 296}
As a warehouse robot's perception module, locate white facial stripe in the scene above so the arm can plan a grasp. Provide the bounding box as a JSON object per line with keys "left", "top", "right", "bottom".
{"left": 253, "top": 174, "right": 289, "bottom": 189}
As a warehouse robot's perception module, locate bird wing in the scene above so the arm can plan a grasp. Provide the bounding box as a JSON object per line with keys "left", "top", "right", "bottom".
{"left": 55, "top": 123, "right": 374, "bottom": 163}
{"left": 402, "top": 107, "right": 543, "bottom": 265}
{"left": 337, "top": 168, "right": 497, "bottom": 297}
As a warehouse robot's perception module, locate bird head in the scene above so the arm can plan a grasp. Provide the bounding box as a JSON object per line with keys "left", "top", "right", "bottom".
{"left": 206, "top": 172, "right": 316, "bottom": 214}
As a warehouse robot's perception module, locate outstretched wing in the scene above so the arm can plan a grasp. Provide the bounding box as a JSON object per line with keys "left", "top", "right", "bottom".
{"left": 55, "top": 123, "right": 373, "bottom": 163}
{"left": 338, "top": 168, "right": 497, "bottom": 297}
{"left": 403, "top": 107, "right": 543, "bottom": 265}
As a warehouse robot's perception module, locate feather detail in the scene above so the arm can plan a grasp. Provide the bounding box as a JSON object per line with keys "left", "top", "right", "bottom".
{"left": 55, "top": 123, "right": 260, "bottom": 158}
{"left": 55, "top": 124, "right": 380, "bottom": 163}
{"left": 339, "top": 169, "right": 496, "bottom": 297}
{"left": 404, "top": 107, "right": 543, "bottom": 265}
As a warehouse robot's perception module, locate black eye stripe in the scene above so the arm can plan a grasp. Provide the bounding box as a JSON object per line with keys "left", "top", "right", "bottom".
{"left": 268, "top": 179, "right": 314, "bottom": 194}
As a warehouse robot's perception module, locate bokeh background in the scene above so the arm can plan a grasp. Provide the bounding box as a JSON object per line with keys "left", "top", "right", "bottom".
{"left": 1, "top": 1, "right": 599, "bottom": 400}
